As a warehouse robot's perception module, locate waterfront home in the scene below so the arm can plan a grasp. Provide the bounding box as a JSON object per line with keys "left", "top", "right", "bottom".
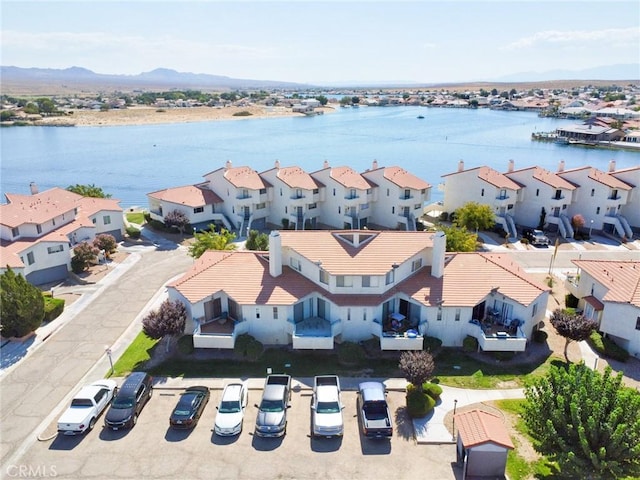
{"left": 565, "top": 260, "right": 640, "bottom": 359}
{"left": 0, "top": 185, "right": 124, "bottom": 284}
{"left": 609, "top": 165, "right": 640, "bottom": 230}
{"left": 441, "top": 161, "right": 521, "bottom": 238}
{"left": 555, "top": 122, "right": 624, "bottom": 144}
{"left": 167, "top": 230, "right": 549, "bottom": 352}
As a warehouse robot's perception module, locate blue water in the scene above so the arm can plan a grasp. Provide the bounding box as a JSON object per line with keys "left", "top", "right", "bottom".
{"left": 1, "top": 107, "right": 638, "bottom": 208}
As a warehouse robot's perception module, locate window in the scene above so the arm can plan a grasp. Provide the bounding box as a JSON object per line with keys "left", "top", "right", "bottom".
{"left": 404, "top": 189, "right": 411, "bottom": 199}
{"left": 52, "top": 218, "right": 56, "bottom": 226}
{"left": 312, "top": 188, "right": 319, "bottom": 195}
{"left": 256, "top": 308, "right": 260, "bottom": 319}
{"left": 27, "top": 252, "right": 35, "bottom": 265}
{"left": 436, "top": 308, "right": 442, "bottom": 321}
{"left": 635, "top": 317, "right": 640, "bottom": 331}
{"left": 387, "top": 188, "right": 390, "bottom": 196}
{"left": 36, "top": 224, "right": 42, "bottom": 234}
{"left": 103, "top": 215, "right": 111, "bottom": 225}
{"left": 391, "top": 206, "right": 395, "bottom": 214}
{"left": 333, "top": 188, "right": 336, "bottom": 196}
{"left": 11, "top": 227, "right": 19, "bottom": 237}
{"left": 385, "top": 270, "right": 394, "bottom": 285}
{"left": 481, "top": 188, "right": 485, "bottom": 197}
{"left": 596, "top": 207, "right": 600, "bottom": 215}
{"left": 259, "top": 188, "right": 267, "bottom": 195}
{"left": 411, "top": 259, "right": 423, "bottom": 272}
{"left": 273, "top": 307, "right": 278, "bottom": 319}
{"left": 308, "top": 203, "right": 317, "bottom": 209}
{"left": 319, "top": 270, "right": 328, "bottom": 285}
{"left": 347, "top": 308, "right": 351, "bottom": 321}
{"left": 362, "top": 275, "right": 371, "bottom": 287}
{"left": 536, "top": 188, "right": 539, "bottom": 197}
{"left": 256, "top": 202, "right": 266, "bottom": 210}
{"left": 414, "top": 204, "right": 421, "bottom": 210}
{"left": 47, "top": 245, "right": 64, "bottom": 254}
{"left": 295, "top": 189, "right": 302, "bottom": 198}
{"left": 532, "top": 303, "right": 538, "bottom": 317}
{"left": 290, "top": 257, "right": 301, "bottom": 271}
{"left": 455, "top": 309, "right": 460, "bottom": 322}
{"left": 336, "top": 275, "right": 353, "bottom": 287}
{"left": 499, "top": 189, "right": 506, "bottom": 199}
{"left": 193, "top": 207, "right": 204, "bottom": 214}
{"left": 591, "top": 189, "right": 595, "bottom": 197}
{"left": 280, "top": 188, "right": 283, "bottom": 196}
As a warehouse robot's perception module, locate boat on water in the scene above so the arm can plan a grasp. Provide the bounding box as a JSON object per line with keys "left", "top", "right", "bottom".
{"left": 555, "top": 136, "right": 569, "bottom": 145}
{"left": 417, "top": 115, "right": 425, "bottom": 119}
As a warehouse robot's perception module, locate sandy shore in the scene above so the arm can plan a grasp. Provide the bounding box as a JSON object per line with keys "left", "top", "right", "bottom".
{"left": 30, "top": 105, "right": 334, "bottom": 127}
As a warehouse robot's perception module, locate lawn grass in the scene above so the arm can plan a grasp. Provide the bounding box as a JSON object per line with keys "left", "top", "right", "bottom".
{"left": 109, "top": 331, "right": 159, "bottom": 377}
{"left": 125, "top": 212, "right": 145, "bottom": 225}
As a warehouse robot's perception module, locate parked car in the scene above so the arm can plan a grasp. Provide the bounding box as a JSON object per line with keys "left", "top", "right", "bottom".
{"left": 214, "top": 382, "right": 248, "bottom": 436}
{"left": 523, "top": 228, "right": 550, "bottom": 246}
{"left": 357, "top": 381, "right": 393, "bottom": 439}
{"left": 57, "top": 379, "right": 118, "bottom": 435}
{"left": 311, "top": 375, "right": 344, "bottom": 438}
{"left": 104, "top": 372, "right": 153, "bottom": 430}
{"left": 255, "top": 374, "right": 291, "bottom": 437}
{"left": 169, "top": 386, "right": 210, "bottom": 429}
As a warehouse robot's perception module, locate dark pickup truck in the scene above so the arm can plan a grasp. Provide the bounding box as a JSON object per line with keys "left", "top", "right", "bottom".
{"left": 357, "top": 381, "right": 393, "bottom": 439}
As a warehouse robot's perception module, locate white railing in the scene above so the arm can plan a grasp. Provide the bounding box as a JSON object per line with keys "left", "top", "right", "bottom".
{"left": 380, "top": 332, "right": 423, "bottom": 351}
{"left": 292, "top": 335, "right": 334, "bottom": 350}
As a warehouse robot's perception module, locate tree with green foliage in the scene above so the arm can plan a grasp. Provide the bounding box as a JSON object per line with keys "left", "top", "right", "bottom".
{"left": 454, "top": 201, "right": 495, "bottom": 233}
{"left": 523, "top": 363, "right": 640, "bottom": 479}
{"left": 314, "top": 95, "right": 328, "bottom": 106}
{"left": 36, "top": 97, "right": 57, "bottom": 115}
{"left": 93, "top": 233, "right": 117, "bottom": 258}
{"left": 23, "top": 103, "right": 39, "bottom": 114}
{"left": 142, "top": 299, "right": 187, "bottom": 352}
{"left": 188, "top": 227, "right": 237, "bottom": 258}
{"left": 1, "top": 110, "right": 14, "bottom": 121}
{"left": 439, "top": 225, "right": 477, "bottom": 252}
{"left": 550, "top": 308, "right": 598, "bottom": 362}
{"left": 0, "top": 267, "right": 45, "bottom": 338}
{"left": 71, "top": 242, "right": 99, "bottom": 273}
{"left": 66, "top": 184, "right": 112, "bottom": 198}
{"left": 245, "top": 230, "right": 269, "bottom": 251}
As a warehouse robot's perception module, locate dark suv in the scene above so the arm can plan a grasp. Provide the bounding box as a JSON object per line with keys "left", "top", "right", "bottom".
{"left": 104, "top": 372, "right": 153, "bottom": 430}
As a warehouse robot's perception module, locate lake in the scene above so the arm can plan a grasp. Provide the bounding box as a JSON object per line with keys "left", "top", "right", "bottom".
{"left": 1, "top": 106, "right": 638, "bottom": 208}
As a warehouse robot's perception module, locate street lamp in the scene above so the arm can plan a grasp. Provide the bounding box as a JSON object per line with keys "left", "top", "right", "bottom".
{"left": 589, "top": 220, "right": 594, "bottom": 238}
{"left": 105, "top": 346, "right": 114, "bottom": 375}
{"left": 452, "top": 399, "right": 458, "bottom": 441}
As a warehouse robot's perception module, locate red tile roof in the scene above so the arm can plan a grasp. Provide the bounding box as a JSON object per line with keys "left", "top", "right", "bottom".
{"left": 442, "top": 166, "right": 521, "bottom": 190}
{"left": 1, "top": 188, "right": 81, "bottom": 228}
{"left": 224, "top": 166, "right": 268, "bottom": 190}
{"left": 560, "top": 167, "right": 633, "bottom": 190}
{"left": 275, "top": 166, "right": 322, "bottom": 190}
{"left": 573, "top": 260, "right": 640, "bottom": 307}
{"left": 380, "top": 166, "right": 431, "bottom": 189}
{"left": 329, "top": 166, "right": 375, "bottom": 189}
{"left": 455, "top": 409, "right": 514, "bottom": 449}
{"left": 148, "top": 184, "right": 222, "bottom": 207}
{"left": 508, "top": 166, "right": 576, "bottom": 190}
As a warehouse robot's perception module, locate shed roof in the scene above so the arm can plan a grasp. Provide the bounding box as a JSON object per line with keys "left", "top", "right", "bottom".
{"left": 455, "top": 409, "right": 514, "bottom": 449}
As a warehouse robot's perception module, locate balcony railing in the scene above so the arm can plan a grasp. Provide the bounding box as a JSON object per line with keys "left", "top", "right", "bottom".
{"left": 193, "top": 315, "right": 246, "bottom": 349}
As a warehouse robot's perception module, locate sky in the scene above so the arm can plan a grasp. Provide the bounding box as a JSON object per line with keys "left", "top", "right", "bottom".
{"left": 1, "top": 0, "right": 639, "bottom": 85}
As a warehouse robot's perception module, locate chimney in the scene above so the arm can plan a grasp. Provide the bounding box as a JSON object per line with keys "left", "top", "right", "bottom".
{"left": 372, "top": 159, "right": 378, "bottom": 170}
{"left": 608, "top": 160, "right": 616, "bottom": 172}
{"left": 431, "top": 231, "right": 446, "bottom": 279}
{"left": 274, "top": 159, "right": 280, "bottom": 169}
{"left": 507, "top": 159, "right": 514, "bottom": 173}
{"left": 268, "top": 231, "right": 282, "bottom": 277}
{"left": 457, "top": 160, "right": 464, "bottom": 172}
{"left": 29, "top": 182, "right": 38, "bottom": 195}
{"left": 558, "top": 160, "right": 565, "bottom": 172}
{"left": 225, "top": 160, "right": 232, "bottom": 169}
{"left": 323, "top": 160, "right": 329, "bottom": 169}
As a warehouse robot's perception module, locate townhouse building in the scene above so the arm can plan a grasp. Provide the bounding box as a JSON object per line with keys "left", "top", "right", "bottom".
{"left": 608, "top": 165, "right": 640, "bottom": 231}
{"left": 565, "top": 260, "right": 640, "bottom": 359}
{"left": 167, "top": 230, "right": 549, "bottom": 353}
{"left": 0, "top": 185, "right": 124, "bottom": 285}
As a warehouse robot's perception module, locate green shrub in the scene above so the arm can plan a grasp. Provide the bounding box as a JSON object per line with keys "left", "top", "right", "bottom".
{"left": 565, "top": 293, "right": 579, "bottom": 308}
{"left": 423, "top": 336, "right": 443, "bottom": 353}
{"left": 43, "top": 296, "right": 65, "bottom": 322}
{"left": 422, "top": 382, "right": 443, "bottom": 401}
{"left": 143, "top": 212, "right": 152, "bottom": 223}
{"left": 126, "top": 226, "right": 141, "bottom": 239}
{"left": 148, "top": 219, "right": 172, "bottom": 232}
{"left": 232, "top": 110, "right": 252, "bottom": 117}
{"left": 462, "top": 335, "right": 478, "bottom": 353}
{"left": 587, "top": 331, "right": 629, "bottom": 362}
{"left": 532, "top": 329, "right": 548, "bottom": 343}
{"left": 234, "top": 334, "right": 263, "bottom": 361}
{"left": 439, "top": 212, "right": 449, "bottom": 222}
{"left": 337, "top": 341, "right": 365, "bottom": 365}
{"left": 406, "top": 384, "right": 436, "bottom": 418}
{"left": 520, "top": 237, "right": 529, "bottom": 245}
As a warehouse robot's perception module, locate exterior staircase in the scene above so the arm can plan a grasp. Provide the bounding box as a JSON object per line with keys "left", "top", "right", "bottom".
{"left": 559, "top": 214, "right": 574, "bottom": 239}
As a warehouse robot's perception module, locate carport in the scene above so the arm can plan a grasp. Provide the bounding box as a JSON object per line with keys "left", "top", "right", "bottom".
{"left": 454, "top": 409, "right": 514, "bottom": 479}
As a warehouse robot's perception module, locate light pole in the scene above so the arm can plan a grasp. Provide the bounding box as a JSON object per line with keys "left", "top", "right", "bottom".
{"left": 452, "top": 399, "right": 458, "bottom": 441}
{"left": 105, "top": 346, "right": 114, "bottom": 375}
{"left": 589, "top": 220, "right": 594, "bottom": 238}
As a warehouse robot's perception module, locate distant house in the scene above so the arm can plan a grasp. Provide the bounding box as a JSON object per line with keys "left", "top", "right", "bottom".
{"left": 455, "top": 409, "right": 514, "bottom": 480}
{"left": 555, "top": 122, "right": 624, "bottom": 143}
{"left": 566, "top": 260, "right": 640, "bottom": 359}
{"left": 167, "top": 230, "right": 549, "bottom": 352}
{"left": 0, "top": 185, "right": 124, "bottom": 285}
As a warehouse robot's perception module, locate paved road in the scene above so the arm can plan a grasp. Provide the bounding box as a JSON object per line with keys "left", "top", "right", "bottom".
{"left": 0, "top": 244, "right": 193, "bottom": 468}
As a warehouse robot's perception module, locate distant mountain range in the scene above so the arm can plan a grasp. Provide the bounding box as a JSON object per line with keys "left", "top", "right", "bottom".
{"left": 1, "top": 64, "right": 638, "bottom": 93}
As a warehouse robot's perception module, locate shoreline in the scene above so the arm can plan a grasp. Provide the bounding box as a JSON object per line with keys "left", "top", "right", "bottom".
{"left": 6, "top": 105, "right": 336, "bottom": 128}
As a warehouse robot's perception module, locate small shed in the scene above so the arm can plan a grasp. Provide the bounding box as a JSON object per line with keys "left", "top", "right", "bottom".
{"left": 454, "top": 409, "right": 514, "bottom": 479}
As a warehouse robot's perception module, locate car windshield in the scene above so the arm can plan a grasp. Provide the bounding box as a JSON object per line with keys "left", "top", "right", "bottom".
{"left": 111, "top": 397, "right": 134, "bottom": 409}
{"left": 173, "top": 409, "right": 191, "bottom": 416}
{"left": 316, "top": 401, "right": 340, "bottom": 414}
{"left": 259, "top": 399, "right": 284, "bottom": 412}
{"left": 219, "top": 400, "right": 241, "bottom": 414}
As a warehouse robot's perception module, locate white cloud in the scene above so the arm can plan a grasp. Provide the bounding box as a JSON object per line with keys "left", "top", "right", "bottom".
{"left": 502, "top": 26, "right": 640, "bottom": 50}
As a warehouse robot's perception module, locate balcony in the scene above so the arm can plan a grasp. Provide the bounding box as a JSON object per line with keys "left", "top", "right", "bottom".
{"left": 372, "top": 316, "right": 423, "bottom": 351}
{"left": 287, "top": 317, "right": 341, "bottom": 350}
{"left": 193, "top": 315, "right": 248, "bottom": 349}
{"left": 466, "top": 320, "right": 527, "bottom": 352}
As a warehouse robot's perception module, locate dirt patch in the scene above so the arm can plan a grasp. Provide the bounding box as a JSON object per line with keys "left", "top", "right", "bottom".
{"left": 73, "top": 250, "right": 129, "bottom": 284}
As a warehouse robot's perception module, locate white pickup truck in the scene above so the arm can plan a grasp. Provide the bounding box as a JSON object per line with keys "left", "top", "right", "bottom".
{"left": 57, "top": 379, "right": 118, "bottom": 435}
{"left": 311, "top": 375, "right": 344, "bottom": 438}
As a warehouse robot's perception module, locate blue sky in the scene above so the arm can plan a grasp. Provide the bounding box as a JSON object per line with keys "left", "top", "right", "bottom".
{"left": 2, "top": 1, "right": 639, "bottom": 84}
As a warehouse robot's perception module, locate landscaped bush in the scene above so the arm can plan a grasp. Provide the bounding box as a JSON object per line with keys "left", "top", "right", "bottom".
{"left": 439, "top": 212, "right": 449, "bottom": 222}
{"left": 565, "top": 293, "right": 579, "bottom": 309}
{"left": 43, "top": 295, "right": 65, "bottom": 322}
{"left": 520, "top": 237, "right": 529, "bottom": 245}
{"left": 148, "top": 219, "right": 173, "bottom": 232}
{"left": 587, "top": 331, "right": 629, "bottom": 362}
{"left": 234, "top": 334, "right": 263, "bottom": 361}
{"left": 462, "top": 335, "right": 478, "bottom": 353}
{"left": 126, "top": 226, "right": 141, "bottom": 239}
{"left": 337, "top": 341, "right": 365, "bottom": 366}
{"left": 143, "top": 212, "right": 152, "bottom": 223}
{"left": 406, "top": 384, "right": 436, "bottom": 418}
{"left": 422, "top": 381, "right": 443, "bottom": 401}
{"left": 423, "top": 336, "right": 443, "bottom": 353}
{"left": 532, "top": 329, "right": 548, "bottom": 343}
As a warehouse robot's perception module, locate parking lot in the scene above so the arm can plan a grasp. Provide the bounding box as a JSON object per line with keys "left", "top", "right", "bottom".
{"left": 21, "top": 382, "right": 461, "bottom": 480}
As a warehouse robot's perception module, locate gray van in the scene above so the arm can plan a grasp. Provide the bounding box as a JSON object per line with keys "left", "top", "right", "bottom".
{"left": 104, "top": 372, "right": 153, "bottom": 430}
